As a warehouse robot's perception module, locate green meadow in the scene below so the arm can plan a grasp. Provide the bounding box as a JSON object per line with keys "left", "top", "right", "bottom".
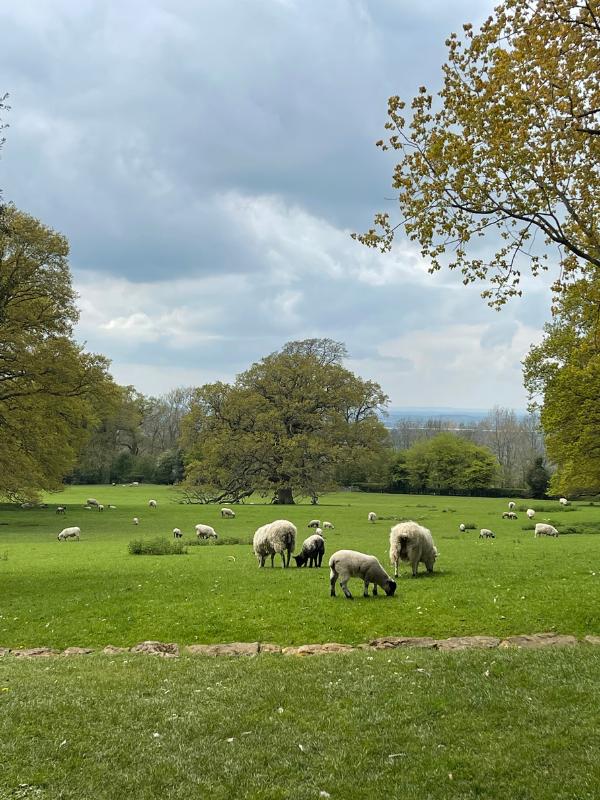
{"left": 1, "top": 485, "right": 599, "bottom": 649}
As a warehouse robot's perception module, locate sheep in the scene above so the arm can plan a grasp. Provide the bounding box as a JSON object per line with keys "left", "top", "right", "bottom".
{"left": 131, "top": 481, "right": 139, "bottom": 486}
{"left": 459, "top": 523, "right": 466, "bottom": 532}
{"left": 307, "top": 519, "right": 321, "bottom": 528}
{"left": 98, "top": 504, "right": 105, "bottom": 512}
{"left": 84, "top": 506, "right": 92, "bottom": 510}
{"left": 329, "top": 550, "right": 396, "bottom": 599}
{"left": 559, "top": 498, "right": 569, "bottom": 506}
{"left": 56, "top": 506, "right": 66, "bottom": 515}
{"left": 508, "top": 501, "right": 516, "bottom": 511}
{"left": 534, "top": 523, "right": 559, "bottom": 538}
{"left": 20, "top": 502, "right": 35, "bottom": 509}
{"left": 389, "top": 521, "right": 438, "bottom": 578}
{"left": 526, "top": 508, "right": 536, "bottom": 519}
{"left": 221, "top": 508, "right": 236, "bottom": 518}
{"left": 502, "top": 512, "right": 517, "bottom": 520}
{"left": 479, "top": 528, "right": 495, "bottom": 539}
{"left": 148, "top": 499, "right": 157, "bottom": 509}
{"left": 108, "top": 504, "right": 117, "bottom": 510}
{"left": 293, "top": 533, "right": 326, "bottom": 568}
{"left": 253, "top": 520, "right": 296, "bottom": 568}
{"left": 322, "top": 521, "right": 334, "bottom": 530}
{"left": 368, "top": 512, "right": 377, "bottom": 523}
{"left": 173, "top": 527, "right": 183, "bottom": 539}
{"left": 86, "top": 498, "right": 99, "bottom": 507}
{"left": 133, "top": 517, "right": 139, "bottom": 525}
{"left": 195, "top": 524, "right": 218, "bottom": 540}
{"left": 58, "top": 526, "right": 80, "bottom": 541}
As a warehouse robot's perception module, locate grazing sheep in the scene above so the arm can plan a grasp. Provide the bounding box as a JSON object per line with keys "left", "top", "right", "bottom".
{"left": 479, "top": 528, "right": 495, "bottom": 539}
{"left": 322, "top": 521, "right": 334, "bottom": 530}
{"left": 86, "top": 498, "right": 99, "bottom": 507}
{"left": 173, "top": 527, "right": 183, "bottom": 539}
{"left": 508, "top": 501, "right": 516, "bottom": 511}
{"left": 221, "top": 508, "right": 236, "bottom": 518}
{"left": 459, "top": 523, "right": 466, "bottom": 532}
{"left": 534, "top": 523, "right": 559, "bottom": 538}
{"left": 131, "top": 481, "right": 139, "bottom": 486}
{"left": 98, "top": 504, "right": 105, "bottom": 512}
{"left": 58, "top": 526, "right": 80, "bottom": 541}
{"left": 195, "top": 524, "right": 218, "bottom": 540}
{"left": 253, "top": 520, "right": 297, "bottom": 568}
{"left": 133, "top": 517, "right": 139, "bottom": 525}
{"left": 56, "top": 506, "right": 66, "bottom": 515}
{"left": 368, "top": 512, "right": 377, "bottom": 523}
{"left": 20, "top": 502, "right": 35, "bottom": 509}
{"left": 108, "top": 505, "right": 117, "bottom": 510}
{"left": 329, "top": 550, "right": 396, "bottom": 599}
{"left": 148, "top": 499, "right": 157, "bottom": 509}
{"left": 526, "top": 508, "right": 536, "bottom": 519}
{"left": 559, "top": 498, "right": 569, "bottom": 506}
{"left": 389, "top": 521, "right": 438, "bottom": 578}
{"left": 293, "top": 533, "right": 326, "bottom": 568}
{"left": 502, "top": 512, "right": 517, "bottom": 520}
{"left": 307, "top": 519, "right": 321, "bottom": 528}
{"left": 84, "top": 506, "right": 92, "bottom": 510}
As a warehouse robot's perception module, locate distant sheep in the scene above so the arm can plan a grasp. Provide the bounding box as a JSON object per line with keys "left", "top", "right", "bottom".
{"left": 502, "top": 512, "right": 517, "bottom": 520}
{"left": 526, "top": 509, "right": 536, "bottom": 519}
{"left": 58, "top": 526, "right": 80, "bottom": 541}
{"left": 508, "top": 501, "right": 516, "bottom": 511}
{"left": 253, "top": 520, "right": 296, "bottom": 568}
{"left": 133, "top": 517, "right": 139, "bottom": 525}
{"left": 534, "top": 523, "right": 559, "bottom": 538}
{"left": 368, "top": 512, "right": 377, "bottom": 523}
{"left": 559, "top": 498, "right": 569, "bottom": 506}
{"left": 20, "top": 502, "right": 35, "bottom": 509}
{"left": 322, "top": 521, "right": 334, "bottom": 530}
{"left": 459, "top": 523, "right": 466, "bottom": 532}
{"left": 389, "top": 521, "right": 438, "bottom": 578}
{"left": 148, "top": 500, "right": 157, "bottom": 509}
{"left": 108, "top": 505, "right": 117, "bottom": 510}
{"left": 195, "top": 524, "right": 218, "bottom": 540}
{"left": 329, "top": 549, "right": 396, "bottom": 599}
{"left": 221, "top": 508, "right": 236, "bottom": 518}
{"left": 86, "top": 498, "right": 99, "bottom": 507}
{"left": 479, "top": 528, "right": 495, "bottom": 539}
{"left": 56, "top": 506, "right": 66, "bottom": 515}
{"left": 293, "top": 533, "right": 325, "bottom": 568}
{"left": 173, "top": 528, "right": 183, "bottom": 539}
{"left": 98, "top": 504, "right": 105, "bottom": 512}
{"left": 307, "top": 519, "right": 321, "bottom": 528}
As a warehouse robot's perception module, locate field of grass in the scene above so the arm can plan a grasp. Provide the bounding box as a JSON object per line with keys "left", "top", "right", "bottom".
{"left": 2, "top": 647, "right": 600, "bottom": 799}
{"left": 1, "top": 485, "right": 599, "bottom": 648}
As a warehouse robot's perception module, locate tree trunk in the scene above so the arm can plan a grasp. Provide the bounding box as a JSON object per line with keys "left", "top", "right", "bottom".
{"left": 276, "top": 487, "right": 295, "bottom": 505}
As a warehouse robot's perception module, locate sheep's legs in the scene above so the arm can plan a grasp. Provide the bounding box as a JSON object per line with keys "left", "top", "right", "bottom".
{"left": 329, "top": 569, "right": 337, "bottom": 597}
{"left": 372, "top": 585, "right": 378, "bottom": 596}
{"left": 340, "top": 579, "right": 353, "bottom": 599}
{"left": 393, "top": 560, "right": 399, "bottom": 578}
{"left": 270, "top": 554, "right": 275, "bottom": 568}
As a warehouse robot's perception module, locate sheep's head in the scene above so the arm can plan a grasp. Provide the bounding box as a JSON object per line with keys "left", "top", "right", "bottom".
{"left": 384, "top": 579, "right": 397, "bottom": 596}
{"left": 293, "top": 554, "right": 306, "bottom": 568}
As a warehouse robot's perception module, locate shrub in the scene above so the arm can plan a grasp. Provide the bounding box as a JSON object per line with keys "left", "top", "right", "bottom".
{"left": 128, "top": 538, "right": 187, "bottom": 555}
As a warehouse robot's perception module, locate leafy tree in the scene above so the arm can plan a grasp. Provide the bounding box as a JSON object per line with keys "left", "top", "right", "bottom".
{"left": 524, "top": 276, "right": 600, "bottom": 494}
{"left": 525, "top": 456, "right": 551, "bottom": 498}
{"left": 355, "top": 0, "right": 600, "bottom": 306}
{"left": 154, "top": 449, "right": 185, "bottom": 485}
{"left": 180, "top": 339, "right": 389, "bottom": 504}
{"left": 0, "top": 205, "right": 116, "bottom": 499}
{"left": 404, "top": 433, "right": 498, "bottom": 493}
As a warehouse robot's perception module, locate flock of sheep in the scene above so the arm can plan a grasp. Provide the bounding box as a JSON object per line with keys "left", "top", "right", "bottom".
{"left": 457, "top": 499, "right": 566, "bottom": 540}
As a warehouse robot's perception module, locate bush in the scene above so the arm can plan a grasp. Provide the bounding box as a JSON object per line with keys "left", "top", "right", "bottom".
{"left": 128, "top": 538, "right": 187, "bottom": 555}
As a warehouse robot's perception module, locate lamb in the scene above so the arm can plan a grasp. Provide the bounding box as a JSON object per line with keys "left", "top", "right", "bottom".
{"left": 389, "top": 521, "right": 438, "bottom": 578}
{"left": 148, "top": 499, "right": 157, "bottom": 508}
{"left": 221, "top": 508, "right": 236, "bottom": 518}
{"left": 173, "top": 527, "right": 183, "bottom": 539}
{"left": 459, "top": 523, "right": 466, "bottom": 532}
{"left": 56, "top": 506, "right": 66, "bottom": 515}
{"left": 307, "top": 519, "right": 321, "bottom": 528}
{"left": 559, "top": 498, "right": 569, "bottom": 506}
{"left": 368, "top": 512, "right": 377, "bottom": 523}
{"left": 195, "top": 524, "right": 218, "bottom": 540}
{"left": 58, "top": 526, "right": 80, "bottom": 541}
{"left": 293, "top": 533, "right": 325, "bottom": 568}
{"left": 526, "top": 508, "right": 536, "bottom": 519}
{"left": 98, "top": 504, "right": 105, "bottom": 512}
{"left": 479, "top": 528, "right": 495, "bottom": 539}
{"left": 133, "top": 517, "right": 139, "bottom": 525}
{"left": 534, "top": 523, "right": 559, "bottom": 538}
{"left": 253, "top": 520, "right": 297, "bottom": 568}
{"left": 86, "top": 498, "right": 99, "bottom": 507}
{"left": 508, "top": 501, "right": 516, "bottom": 511}
{"left": 329, "top": 550, "right": 396, "bottom": 599}
{"left": 322, "top": 521, "right": 334, "bottom": 529}
{"left": 502, "top": 512, "right": 517, "bottom": 520}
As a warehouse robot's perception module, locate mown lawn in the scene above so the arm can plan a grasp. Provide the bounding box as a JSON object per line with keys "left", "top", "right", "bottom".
{"left": 0, "top": 485, "right": 599, "bottom": 649}
{"left": 1, "top": 647, "right": 600, "bottom": 799}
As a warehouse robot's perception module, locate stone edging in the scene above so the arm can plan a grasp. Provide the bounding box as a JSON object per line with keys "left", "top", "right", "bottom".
{"left": 1, "top": 633, "right": 600, "bottom": 658}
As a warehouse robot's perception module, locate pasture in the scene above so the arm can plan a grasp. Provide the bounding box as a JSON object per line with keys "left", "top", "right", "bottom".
{"left": 1, "top": 486, "right": 599, "bottom": 649}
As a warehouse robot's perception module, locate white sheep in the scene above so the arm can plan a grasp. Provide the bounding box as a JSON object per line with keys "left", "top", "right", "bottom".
{"left": 293, "top": 533, "right": 326, "bottom": 568}
{"left": 56, "top": 506, "right": 66, "bottom": 515}
{"left": 307, "top": 519, "right": 321, "bottom": 528}
{"left": 502, "top": 512, "right": 517, "bottom": 520}
{"left": 508, "top": 501, "right": 516, "bottom": 511}
{"left": 195, "top": 524, "right": 218, "bottom": 540}
{"left": 322, "top": 521, "right": 334, "bottom": 529}
{"left": 459, "top": 523, "right": 466, "bottom": 532}
{"left": 389, "top": 521, "right": 438, "bottom": 578}
{"left": 559, "top": 498, "right": 569, "bottom": 506}
{"left": 368, "top": 512, "right": 377, "bottom": 523}
{"left": 98, "top": 504, "right": 105, "bottom": 512}
{"left": 253, "top": 520, "right": 296, "bottom": 568}
{"left": 133, "top": 517, "right": 139, "bottom": 525}
{"left": 534, "top": 523, "right": 559, "bottom": 538}
{"left": 329, "top": 549, "right": 397, "bottom": 599}
{"left": 479, "top": 528, "right": 495, "bottom": 539}
{"left": 148, "top": 499, "right": 157, "bottom": 509}
{"left": 173, "top": 527, "right": 183, "bottom": 539}
{"left": 58, "top": 526, "right": 80, "bottom": 541}
{"left": 526, "top": 508, "right": 536, "bottom": 519}
{"left": 221, "top": 508, "right": 236, "bottom": 518}
{"left": 86, "top": 498, "right": 99, "bottom": 507}
{"left": 108, "top": 505, "right": 117, "bottom": 510}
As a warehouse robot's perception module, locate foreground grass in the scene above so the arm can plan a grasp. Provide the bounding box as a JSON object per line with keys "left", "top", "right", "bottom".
{"left": 1, "top": 648, "right": 600, "bottom": 799}
{"left": 1, "top": 486, "right": 599, "bottom": 648}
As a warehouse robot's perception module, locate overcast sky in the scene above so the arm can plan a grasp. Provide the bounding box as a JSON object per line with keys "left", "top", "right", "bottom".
{"left": 0, "top": 1, "right": 554, "bottom": 409}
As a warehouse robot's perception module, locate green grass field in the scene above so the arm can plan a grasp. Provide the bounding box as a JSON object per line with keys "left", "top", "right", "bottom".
{"left": 1, "top": 486, "right": 599, "bottom": 649}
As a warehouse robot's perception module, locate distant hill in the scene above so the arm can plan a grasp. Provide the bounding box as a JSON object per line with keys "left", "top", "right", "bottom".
{"left": 381, "top": 406, "right": 526, "bottom": 429}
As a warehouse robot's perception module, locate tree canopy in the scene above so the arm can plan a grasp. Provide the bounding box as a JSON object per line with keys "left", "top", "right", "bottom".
{"left": 355, "top": 0, "right": 600, "bottom": 306}
{"left": 180, "top": 339, "right": 389, "bottom": 504}
{"left": 0, "top": 205, "right": 116, "bottom": 499}
{"left": 403, "top": 433, "right": 498, "bottom": 493}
